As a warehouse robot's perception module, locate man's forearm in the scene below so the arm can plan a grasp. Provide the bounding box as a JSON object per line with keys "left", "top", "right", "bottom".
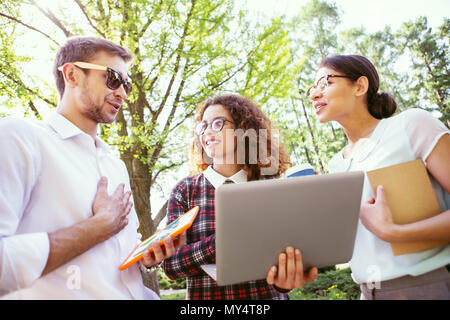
{"left": 42, "top": 216, "right": 109, "bottom": 276}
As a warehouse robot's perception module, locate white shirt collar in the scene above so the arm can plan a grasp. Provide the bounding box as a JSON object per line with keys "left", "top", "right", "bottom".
{"left": 47, "top": 111, "right": 109, "bottom": 150}
{"left": 203, "top": 166, "right": 248, "bottom": 189}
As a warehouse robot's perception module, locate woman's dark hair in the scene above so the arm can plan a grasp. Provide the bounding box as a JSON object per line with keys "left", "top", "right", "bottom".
{"left": 319, "top": 55, "right": 397, "bottom": 119}
{"left": 190, "top": 94, "right": 291, "bottom": 181}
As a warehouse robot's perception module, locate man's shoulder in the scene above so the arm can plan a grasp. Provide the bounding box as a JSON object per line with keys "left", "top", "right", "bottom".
{"left": 0, "top": 117, "right": 46, "bottom": 141}
{"left": 0, "top": 116, "right": 33, "bottom": 128}
{"left": 0, "top": 117, "right": 49, "bottom": 163}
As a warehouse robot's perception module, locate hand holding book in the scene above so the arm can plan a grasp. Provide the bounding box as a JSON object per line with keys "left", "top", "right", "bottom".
{"left": 365, "top": 160, "right": 448, "bottom": 256}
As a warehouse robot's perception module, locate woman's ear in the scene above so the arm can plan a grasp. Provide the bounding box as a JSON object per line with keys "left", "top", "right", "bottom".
{"left": 354, "top": 76, "right": 369, "bottom": 97}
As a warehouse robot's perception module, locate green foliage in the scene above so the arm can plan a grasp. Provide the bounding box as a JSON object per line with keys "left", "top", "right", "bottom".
{"left": 395, "top": 17, "right": 449, "bottom": 126}
{"left": 289, "top": 267, "right": 360, "bottom": 300}
{"left": 0, "top": 1, "right": 58, "bottom": 119}
{"left": 158, "top": 268, "right": 186, "bottom": 290}
{"left": 161, "top": 292, "right": 186, "bottom": 300}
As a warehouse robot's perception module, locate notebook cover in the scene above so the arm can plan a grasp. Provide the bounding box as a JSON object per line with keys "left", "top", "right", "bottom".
{"left": 366, "top": 159, "right": 447, "bottom": 256}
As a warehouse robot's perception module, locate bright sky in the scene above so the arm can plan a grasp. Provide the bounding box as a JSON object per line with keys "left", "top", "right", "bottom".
{"left": 243, "top": 0, "right": 449, "bottom": 32}
{"left": 14, "top": 0, "right": 449, "bottom": 94}
{"left": 17, "top": 0, "right": 448, "bottom": 91}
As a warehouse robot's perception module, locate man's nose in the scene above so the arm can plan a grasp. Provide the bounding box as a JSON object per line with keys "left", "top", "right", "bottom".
{"left": 114, "top": 84, "right": 128, "bottom": 100}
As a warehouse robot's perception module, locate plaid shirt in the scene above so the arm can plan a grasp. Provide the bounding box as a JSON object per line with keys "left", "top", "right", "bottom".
{"left": 162, "top": 170, "right": 288, "bottom": 300}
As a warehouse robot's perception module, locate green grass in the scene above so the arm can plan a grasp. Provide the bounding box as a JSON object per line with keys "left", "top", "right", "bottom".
{"left": 159, "top": 267, "right": 360, "bottom": 300}
{"left": 161, "top": 292, "right": 186, "bottom": 300}
{"left": 289, "top": 267, "right": 360, "bottom": 300}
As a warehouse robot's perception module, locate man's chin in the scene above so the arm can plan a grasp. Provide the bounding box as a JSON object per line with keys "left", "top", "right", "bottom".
{"left": 99, "top": 115, "right": 117, "bottom": 124}
{"left": 85, "top": 110, "right": 116, "bottom": 125}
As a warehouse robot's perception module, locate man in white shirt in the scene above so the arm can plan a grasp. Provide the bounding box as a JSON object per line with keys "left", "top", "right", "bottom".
{"left": 0, "top": 36, "right": 184, "bottom": 299}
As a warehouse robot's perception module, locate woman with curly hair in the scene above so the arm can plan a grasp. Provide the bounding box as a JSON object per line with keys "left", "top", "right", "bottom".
{"left": 162, "top": 94, "right": 317, "bottom": 300}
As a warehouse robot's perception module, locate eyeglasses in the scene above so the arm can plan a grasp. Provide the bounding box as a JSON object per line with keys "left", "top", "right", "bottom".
{"left": 57, "top": 61, "right": 132, "bottom": 95}
{"left": 195, "top": 117, "right": 234, "bottom": 135}
{"left": 306, "top": 74, "right": 352, "bottom": 97}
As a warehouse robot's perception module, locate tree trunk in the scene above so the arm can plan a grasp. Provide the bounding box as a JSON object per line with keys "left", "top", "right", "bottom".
{"left": 300, "top": 100, "right": 325, "bottom": 174}
{"left": 141, "top": 270, "right": 160, "bottom": 297}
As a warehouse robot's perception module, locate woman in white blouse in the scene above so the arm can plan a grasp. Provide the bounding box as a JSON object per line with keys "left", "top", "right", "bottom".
{"left": 308, "top": 54, "right": 450, "bottom": 300}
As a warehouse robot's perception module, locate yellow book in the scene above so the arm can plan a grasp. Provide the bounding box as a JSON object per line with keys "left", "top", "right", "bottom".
{"left": 366, "top": 159, "right": 448, "bottom": 256}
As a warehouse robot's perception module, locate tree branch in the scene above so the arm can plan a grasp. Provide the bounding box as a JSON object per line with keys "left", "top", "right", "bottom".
{"left": 137, "top": 0, "right": 164, "bottom": 39}
{"left": 169, "top": 107, "right": 196, "bottom": 133}
{"left": 74, "top": 0, "right": 106, "bottom": 38}
{"left": 3, "top": 70, "right": 57, "bottom": 107}
{"left": 151, "top": 162, "right": 183, "bottom": 188}
{"left": 149, "top": 0, "right": 196, "bottom": 125}
{"left": 28, "top": 100, "right": 42, "bottom": 120}
{"left": 211, "top": 61, "right": 249, "bottom": 90}
{"left": 119, "top": 0, "right": 131, "bottom": 44}
{"left": 153, "top": 200, "right": 168, "bottom": 228}
{"left": 298, "top": 97, "right": 325, "bottom": 174}
{"left": 0, "top": 12, "right": 59, "bottom": 45}
{"left": 30, "top": 0, "right": 72, "bottom": 38}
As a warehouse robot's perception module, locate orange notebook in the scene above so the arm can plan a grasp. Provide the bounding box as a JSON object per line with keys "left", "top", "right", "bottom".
{"left": 366, "top": 159, "right": 447, "bottom": 256}
{"left": 119, "top": 206, "right": 199, "bottom": 270}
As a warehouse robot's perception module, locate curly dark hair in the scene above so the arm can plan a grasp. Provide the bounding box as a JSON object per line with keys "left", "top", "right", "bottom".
{"left": 190, "top": 94, "right": 291, "bottom": 181}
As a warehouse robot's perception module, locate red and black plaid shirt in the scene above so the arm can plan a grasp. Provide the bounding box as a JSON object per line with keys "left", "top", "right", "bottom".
{"left": 162, "top": 172, "right": 288, "bottom": 300}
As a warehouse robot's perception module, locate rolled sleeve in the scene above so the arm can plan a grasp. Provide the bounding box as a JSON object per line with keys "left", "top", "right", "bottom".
{"left": 0, "top": 233, "right": 50, "bottom": 296}
{"left": 0, "top": 118, "right": 47, "bottom": 295}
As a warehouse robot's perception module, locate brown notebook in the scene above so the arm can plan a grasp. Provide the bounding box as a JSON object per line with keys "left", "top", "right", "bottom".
{"left": 366, "top": 159, "right": 447, "bottom": 256}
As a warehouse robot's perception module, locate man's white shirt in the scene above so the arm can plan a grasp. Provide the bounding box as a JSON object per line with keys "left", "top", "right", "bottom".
{"left": 0, "top": 112, "right": 152, "bottom": 299}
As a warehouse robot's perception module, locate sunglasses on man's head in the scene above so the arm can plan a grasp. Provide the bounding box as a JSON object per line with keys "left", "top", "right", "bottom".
{"left": 57, "top": 61, "right": 132, "bottom": 95}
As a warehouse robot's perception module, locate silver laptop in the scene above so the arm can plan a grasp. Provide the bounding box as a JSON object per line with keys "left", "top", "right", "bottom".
{"left": 214, "top": 171, "right": 364, "bottom": 286}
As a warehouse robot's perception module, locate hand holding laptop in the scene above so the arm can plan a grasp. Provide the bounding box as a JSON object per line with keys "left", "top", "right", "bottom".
{"left": 266, "top": 246, "right": 318, "bottom": 291}
{"left": 215, "top": 171, "right": 363, "bottom": 286}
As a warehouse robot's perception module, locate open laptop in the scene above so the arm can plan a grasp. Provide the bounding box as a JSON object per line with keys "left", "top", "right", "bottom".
{"left": 213, "top": 171, "right": 364, "bottom": 286}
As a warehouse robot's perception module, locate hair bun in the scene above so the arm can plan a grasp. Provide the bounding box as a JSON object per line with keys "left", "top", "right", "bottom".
{"left": 369, "top": 92, "right": 397, "bottom": 119}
